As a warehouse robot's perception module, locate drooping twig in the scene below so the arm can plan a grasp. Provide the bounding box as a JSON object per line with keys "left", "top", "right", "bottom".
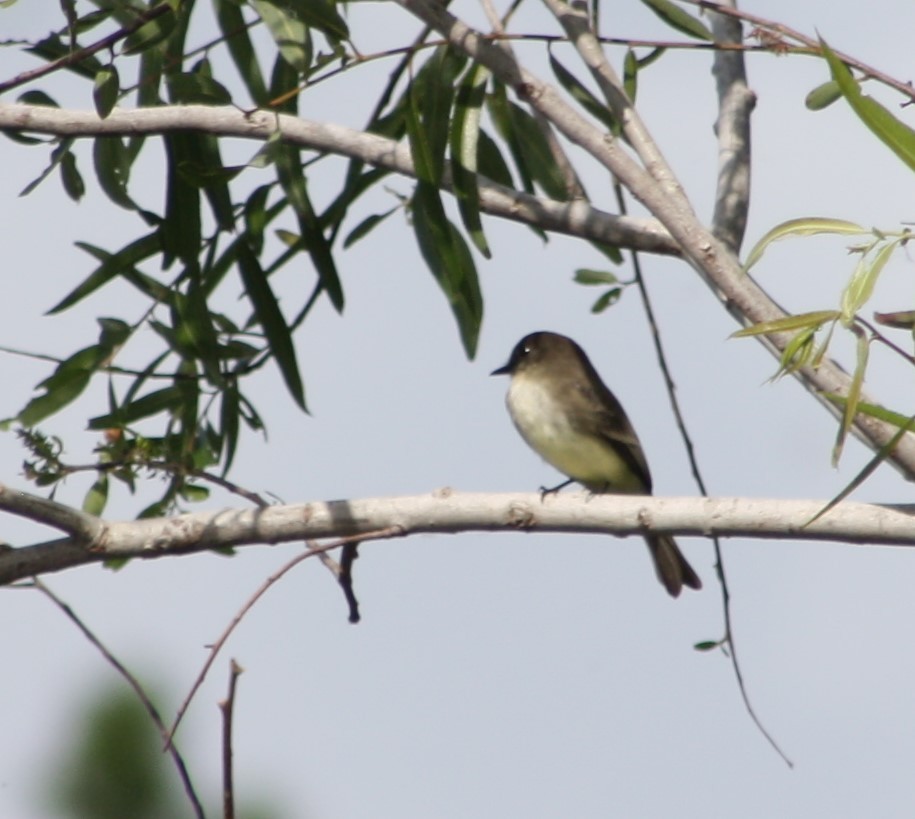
{"left": 26, "top": 578, "right": 206, "bottom": 818}
{"left": 165, "top": 531, "right": 393, "bottom": 747}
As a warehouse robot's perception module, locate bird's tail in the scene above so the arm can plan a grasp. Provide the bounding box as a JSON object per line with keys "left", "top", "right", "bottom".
{"left": 645, "top": 535, "right": 702, "bottom": 598}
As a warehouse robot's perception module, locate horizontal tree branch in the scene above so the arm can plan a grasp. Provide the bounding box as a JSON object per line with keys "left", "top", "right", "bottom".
{"left": 0, "top": 102, "right": 679, "bottom": 256}
{"left": 1, "top": 490, "right": 913, "bottom": 586}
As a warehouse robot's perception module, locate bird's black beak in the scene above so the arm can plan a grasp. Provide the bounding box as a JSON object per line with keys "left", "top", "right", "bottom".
{"left": 490, "top": 361, "right": 512, "bottom": 376}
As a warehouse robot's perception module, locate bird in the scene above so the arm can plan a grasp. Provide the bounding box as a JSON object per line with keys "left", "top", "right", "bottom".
{"left": 491, "top": 331, "right": 701, "bottom": 597}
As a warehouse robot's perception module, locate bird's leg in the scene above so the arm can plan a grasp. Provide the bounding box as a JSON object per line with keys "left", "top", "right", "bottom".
{"left": 539, "top": 478, "right": 574, "bottom": 501}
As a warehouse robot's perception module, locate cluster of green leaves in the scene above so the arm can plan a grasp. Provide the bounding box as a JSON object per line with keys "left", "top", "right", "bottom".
{"left": 737, "top": 219, "right": 912, "bottom": 465}
{"left": 0, "top": 0, "right": 746, "bottom": 513}
{"left": 734, "top": 33, "right": 915, "bottom": 477}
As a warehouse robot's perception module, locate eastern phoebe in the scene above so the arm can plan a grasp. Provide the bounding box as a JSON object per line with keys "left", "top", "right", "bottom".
{"left": 492, "top": 331, "right": 701, "bottom": 597}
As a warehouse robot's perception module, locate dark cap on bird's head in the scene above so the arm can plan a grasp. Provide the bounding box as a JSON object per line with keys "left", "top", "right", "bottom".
{"left": 490, "top": 331, "right": 578, "bottom": 377}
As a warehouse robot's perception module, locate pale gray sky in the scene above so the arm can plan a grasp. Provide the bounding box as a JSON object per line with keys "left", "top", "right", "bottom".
{"left": 2, "top": 1, "right": 915, "bottom": 817}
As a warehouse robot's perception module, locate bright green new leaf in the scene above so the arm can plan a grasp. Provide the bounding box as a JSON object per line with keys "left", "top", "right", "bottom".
{"left": 840, "top": 239, "right": 898, "bottom": 323}
{"left": 574, "top": 269, "right": 619, "bottom": 286}
{"left": 832, "top": 328, "right": 870, "bottom": 466}
{"left": 82, "top": 475, "right": 109, "bottom": 516}
{"left": 743, "top": 217, "right": 868, "bottom": 271}
{"left": 731, "top": 310, "right": 840, "bottom": 338}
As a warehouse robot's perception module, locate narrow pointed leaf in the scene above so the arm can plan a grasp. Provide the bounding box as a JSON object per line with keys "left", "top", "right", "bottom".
{"left": 50, "top": 233, "right": 161, "bottom": 313}
{"left": 640, "top": 0, "right": 713, "bottom": 40}
{"left": 744, "top": 217, "right": 868, "bottom": 271}
{"left": 450, "top": 63, "right": 491, "bottom": 258}
{"left": 236, "top": 242, "right": 307, "bottom": 410}
{"left": 213, "top": 0, "right": 268, "bottom": 104}
{"left": 808, "top": 412, "right": 915, "bottom": 526}
{"left": 821, "top": 38, "right": 915, "bottom": 173}
{"left": 412, "top": 183, "right": 482, "bottom": 358}
{"left": 549, "top": 50, "right": 617, "bottom": 131}
{"left": 93, "top": 65, "right": 119, "bottom": 118}
{"left": 731, "top": 310, "right": 840, "bottom": 338}
{"left": 840, "top": 238, "right": 899, "bottom": 322}
{"left": 832, "top": 329, "right": 869, "bottom": 465}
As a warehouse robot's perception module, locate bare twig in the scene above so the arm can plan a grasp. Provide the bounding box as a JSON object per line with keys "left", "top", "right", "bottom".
{"left": 165, "top": 531, "right": 390, "bottom": 747}
{"left": 0, "top": 3, "right": 174, "bottom": 96}
{"left": 28, "top": 579, "right": 206, "bottom": 818}
{"left": 219, "top": 659, "right": 244, "bottom": 819}
{"left": 681, "top": 0, "right": 915, "bottom": 103}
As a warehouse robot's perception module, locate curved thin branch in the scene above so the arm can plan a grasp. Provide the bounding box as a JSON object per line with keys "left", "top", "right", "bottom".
{"left": 2, "top": 492, "right": 915, "bottom": 586}
{"left": 0, "top": 103, "right": 679, "bottom": 256}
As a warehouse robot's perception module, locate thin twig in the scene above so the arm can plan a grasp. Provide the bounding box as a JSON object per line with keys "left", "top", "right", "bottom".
{"left": 0, "top": 3, "right": 174, "bottom": 96}
{"left": 681, "top": 0, "right": 915, "bottom": 103}
{"left": 27, "top": 578, "right": 207, "bottom": 817}
{"left": 613, "top": 192, "right": 792, "bottom": 768}
{"left": 165, "top": 530, "right": 395, "bottom": 748}
{"left": 219, "top": 659, "right": 244, "bottom": 819}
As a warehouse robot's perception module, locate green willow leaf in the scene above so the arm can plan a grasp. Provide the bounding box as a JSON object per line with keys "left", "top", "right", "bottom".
{"left": 574, "top": 269, "right": 619, "bottom": 286}
{"left": 450, "top": 62, "right": 492, "bottom": 258}
{"left": 166, "top": 72, "right": 232, "bottom": 105}
{"left": 832, "top": 329, "right": 869, "bottom": 465}
{"left": 840, "top": 240, "right": 898, "bottom": 323}
{"left": 640, "top": 0, "right": 713, "bottom": 40}
{"left": 821, "top": 38, "right": 915, "bottom": 173}
{"left": 805, "top": 80, "right": 842, "bottom": 111}
{"left": 162, "top": 133, "right": 203, "bottom": 263}
{"left": 251, "top": 0, "right": 311, "bottom": 74}
{"left": 93, "top": 136, "right": 135, "bottom": 210}
{"left": 548, "top": 50, "right": 616, "bottom": 131}
{"left": 122, "top": 9, "right": 177, "bottom": 55}
{"left": 236, "top": 242, "right": 307, "bottom": 410}
{"left": 93, "top": 65, "right": 119, "bottom": 118}
{"left": 743, "top": 217, "right": 868, "bottom": 271}
{"left": 342, "top": 207, "right": 398, "bottom": 249}
{"left": 804, "top": 414, "right": 915, "bottom": 526}
{"left": 213, "top": 0, "right": 268, "bottom": 105}
{"left": 19, "top": 139, "right": 76, "bottom": 197}
{"left": 89, "top": 386, "right": 185, "bottom": 429}
{"left": 731, "top": 310, "right": 840, "bottom": 338}
{"left": 412, "top": 182, "right": 482, "bottom": 358}
{"left": 296, "top": 0, "right": 349, "bottom": 40}
{"left": 82, "top": 474, "right": 109, "bottom": 516}
{"left": 50, "top": 233, "right": 162, "bottom": 313}
{"left": 59, "top": 149, "right": 85, "bottom": 201}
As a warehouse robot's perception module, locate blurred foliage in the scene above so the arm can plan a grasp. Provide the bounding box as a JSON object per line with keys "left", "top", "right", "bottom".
{"left": 45, "top": 679, "right": 279, "bottom": 819}
{"left": 48, "top": 684, "right": 185, "bottom": 819}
